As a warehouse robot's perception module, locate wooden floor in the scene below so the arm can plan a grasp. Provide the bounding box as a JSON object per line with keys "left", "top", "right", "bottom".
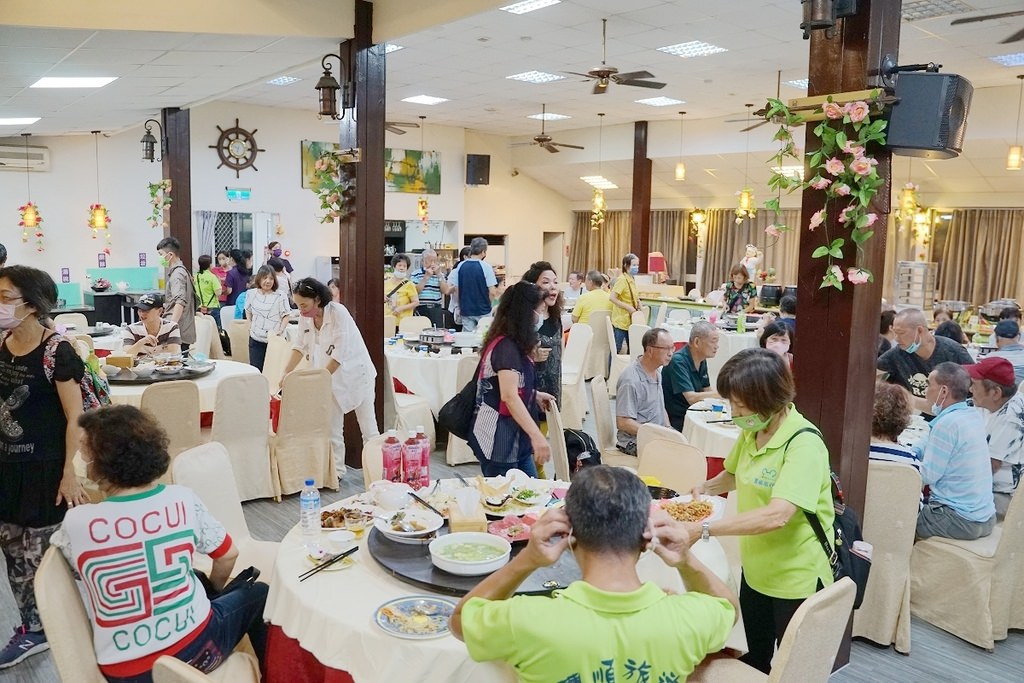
{"left": 3, "top": 420, "right": 1022, "bottom": 681}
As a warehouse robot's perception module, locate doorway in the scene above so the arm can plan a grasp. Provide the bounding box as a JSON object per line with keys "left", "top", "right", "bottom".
{"left": 542, "top": 232, "right": 566, "bottom": 278}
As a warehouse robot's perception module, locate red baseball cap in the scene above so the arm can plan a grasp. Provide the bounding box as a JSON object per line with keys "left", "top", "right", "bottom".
{"left": 965, "top": 357, "right": 1016, "bottom": 387}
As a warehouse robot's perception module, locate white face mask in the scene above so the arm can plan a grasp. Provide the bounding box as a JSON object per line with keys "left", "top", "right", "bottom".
{"left": 766, "top": 339, "right": 790, "bottom": 356}
{"left": 392, "top": 271, "right": 407, "bottom": 280}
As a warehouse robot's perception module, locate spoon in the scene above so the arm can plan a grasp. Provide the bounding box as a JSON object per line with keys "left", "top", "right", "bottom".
{"left": 375, "top": 514, "right": 416, "bottom": 533}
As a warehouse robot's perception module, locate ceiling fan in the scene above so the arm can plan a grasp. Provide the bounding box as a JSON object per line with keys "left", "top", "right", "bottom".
{"left": 384, "top": 121, "right": 419, "bottom": 135}
{"left": 565, "top": 18, "right": 666, "bottom": 95}
{"left": 950, "top": 10, "right": 1024, "bottom": 44}
{"left": 724, "top": 71, "right": 788, "bottom": 132}
{"left": 511, "top": 104, "right": 585, "bottom": 153}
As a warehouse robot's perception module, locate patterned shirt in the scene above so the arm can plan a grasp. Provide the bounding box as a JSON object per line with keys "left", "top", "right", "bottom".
{"left": 244, "top": 290, "right": 290, "bottom": 343}
{"left": 990, "top": 343, "right": 1024, "bottom": 383}
{"left": 986, "top": 393, "right": 1024, "bottom": 495}
{"left": 409, "top": 268, "right": 443, "bottom": 306}
{"left": 122, "top": 318, "right": 182, "bottom": 357}
{"left": 917, "top": 401, "right": 995, "bottom": 522}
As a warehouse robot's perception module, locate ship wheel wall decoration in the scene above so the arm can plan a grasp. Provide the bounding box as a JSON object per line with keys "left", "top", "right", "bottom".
{"left": 210, "top": 118, "right": 265, "bottom": 177}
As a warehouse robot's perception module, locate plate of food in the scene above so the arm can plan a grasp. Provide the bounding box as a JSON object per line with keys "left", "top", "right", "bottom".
{"left": 374, "top": 509, "right": 444, "bottom": 539}
{"left": 658, "top": 495, "right": 725, "bottom": 523}
{"left": 305, "top": 551, "right": 356, "bottom": 572}
{"left": 510, "top": 486, "right": 548, "bottom": 507}
{"left": 487, "top": 514, "right": 536, "bottom": 543}
{"left": 374, "top": 596, "right": 457, "bottom": 640}
{"left": 321, "top": 505, "right": 375, "bottom": 531}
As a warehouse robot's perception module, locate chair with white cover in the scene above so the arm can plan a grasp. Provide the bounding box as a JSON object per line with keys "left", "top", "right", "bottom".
{"left": 172, "top": 441, "right": 280, "bottom": 584}
{"left": 560, "top": 324, "right": 593, "bottom": 430}
{"left": 36, "top": 547, "right": 106, "bottom": 682}
{"left": 605, "top": 317, "right": 631, "bottom": 397}
{"left": 628, "top": 323, "right": 650, "bottom": 361}
{"left": 631, "top": 308, "right": 648, "bottom": 326}
{"left": 446, "top": 354, "right": 480, "bottom": 465}
{"left": 54, "top": 312, "right": 89, "bottom": 330}
{"left": 637, "top": 422, "right": 688, "bottom": 456}
{"left": 227, "top": 318, "right": 251, "bottom": 363}
{"left": 909, "top": 486, "right": 1024, "bottom": 650}
{"left": 261, "top": 333, "right": 292, "bottom": 392}
{"left": 705, "top": 289, "right": 725, "bottom": 307}
{"left": 140, "top": 380, "right": 202, "bottom": 477}
{"left": 637, "top": 438, "right": 707, "bottom": 494}
{"left": 384, "top": 314, "right": 397, "bottom": 337}
{"left": 72, "top": 334, "right": 95, "bottom": 353}
{"left": 219, "top": 305, "right": 235, "bottom": 323}
{"left": 153, "top": 654, "right": 260, "bottom": 683}
{"left": 191, "top": 313, "right": 215, "bottom": 358}
{"left": 585, "top": 310, "right": 611, "bottom": 380}
{"left": 852, "top": 460, "right": 921, "bottom": 654}
{"left": 209, "top": 373, "right": 276, "bottom": 501}
{"left": 270, "top": 369, "right": 337, "bottom": 496}
{"left": 667, "top": 308, "right": 692, "bottom": 323}
{"left": 398, "top": 315, "right": 431, "bottom": 336}
{"left": 654, "top": 303, "right": 668, "bottom": 327}
{"left": 688, "top": 578, "right": 857, "bottom": 683}
{"left": 545, "top": 403, "right": 571, "bottom": 482}
{"left": 361, "top": 433, "right": 390, "bottom": 489}
{"left": 589, "top": 376, "right": 639, "bottom": 469}
{"left": 382, "top": 358, "right": 436, "bottom": 450}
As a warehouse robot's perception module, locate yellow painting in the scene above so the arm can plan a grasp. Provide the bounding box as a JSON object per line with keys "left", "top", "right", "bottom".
{"left": 300, "top": 140, "right": 341, "bottom": 189}
{"left": 384, "top": 149, "right": 441, "bottom": 194}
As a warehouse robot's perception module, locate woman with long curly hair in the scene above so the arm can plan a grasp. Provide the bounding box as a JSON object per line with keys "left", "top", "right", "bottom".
{"left": 469, "top": 282, "right": 555, "bottom": 477}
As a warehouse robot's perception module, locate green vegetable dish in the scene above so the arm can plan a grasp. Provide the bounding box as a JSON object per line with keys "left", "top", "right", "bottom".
{"left": 515, "top": 488, "right": 539, "bottom": 501}
{"left": 439, "top": 543, "right": 504, "bottom": 562}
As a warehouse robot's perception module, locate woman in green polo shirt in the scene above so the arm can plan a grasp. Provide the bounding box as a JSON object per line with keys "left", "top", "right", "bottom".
{"left": 686, "top": 348, "right": 834, "bottom": 674}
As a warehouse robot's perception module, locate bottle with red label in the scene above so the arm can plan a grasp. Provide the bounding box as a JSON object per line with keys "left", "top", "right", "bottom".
{"left": 402, "top": 430, "right": 423, "bottom": 489}
{"left": 382, "top": 429, "right": 402, "bottom": 483}
{"left": 415, "top": 425, "right": 431, "bottom": 489}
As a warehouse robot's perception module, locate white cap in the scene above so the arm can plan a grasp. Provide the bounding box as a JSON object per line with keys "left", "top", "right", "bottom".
{"left": 387, "top": 429, "right": 397, "bottom": 437}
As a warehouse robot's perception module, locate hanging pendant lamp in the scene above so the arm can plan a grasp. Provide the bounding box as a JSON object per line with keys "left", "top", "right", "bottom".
{"left": 17, "top": 133, "right": 44, "bottom": 251}
{"left": 87, "top": 131, "right": 112, "bottom": 248}
{"left": 1008, "top": 74, "right": 1024, "bottom": 171}
{"left": 735, "top": 104, "right": 756, "bottom": 224}
{"left": 674, "top": 111, "right": 687, "bottom": 181}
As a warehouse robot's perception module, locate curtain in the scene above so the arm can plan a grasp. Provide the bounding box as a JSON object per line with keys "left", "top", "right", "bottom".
{"left": 702, "top": 208, "right": 800, "bottom": 292}
{"left": 568, "top": 210, "right": 632, "bottom": 275}
{"left": 649, "top": 210, "right": 689, "bottom": 284}
{"left": 881, "top": 214, "right": 919, "bottom": 304}
{"left": 937, "top": 209, "right": 1024, "bottom": 305}
{"left": 195, "top": 210, "right": 219, "bottom": 258}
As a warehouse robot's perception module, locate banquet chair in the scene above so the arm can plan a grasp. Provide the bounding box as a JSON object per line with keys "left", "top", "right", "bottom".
{"left": 667, "top": 308, "right": 691, "bottom": 323}
{"left": 446, "top": 354, "right": 480, "bottom": 465}
{"left": 54, "top": 312, "right": 89, "bottom": 330}
{"left": 140, "top": 380, "right": 201, "bottom": 479}
{"left": 631, "top": 308, "right": 649, "bottom": 326}
{"left": 382, "top": 358, "right": 436, "bottom": 450}
{"left": 36, "top": 547, "right": 106, "bottom": 683}
{"left": 910, "top": 487, "right": 1024, "bottom": 650}
{"left": 654, "top": 303, "right": 668, "bottom": 327}
{"left": 194, "top": 313, "right": 216, "bottom": 358}
{"left": 270, "top": 369, "right": 337, "bottom": 496}
{"left": 384, "top": 314, "right": 397, "bottom": 337}
{"left": 719, "top": 492, "right": 742, "bottom": 595}
{"left": 398, "top": 315, "right": 431, "bottom": 336}
{"left": 219, "top": 304, "right": 235, "bottom": 323}
{"left": 637, "top": 422, "right": 688, "bottom": 457}
{"left": 705, "top": 289, "right": 725, "bottom": 307}
{"left": 362, "top": 434, "right": 390, "bottom": 489}
{"left": 545, "top": 403, "right": 572, "bottom": 482}
{"left": 688, "top": 578, "right": 857, "bottom": 683}
{"left": 585, "top": 310, "right": 611, "bottom": 380}
{"left": 209, "top": 373, "right": 276, "bottom": 501}
{"left": 226, "top": 318, "right": 251, "bottom": 363}
{"left": 637, "top": 439, "right": 707, "bottom": 494}
{"left": 72, "top": 333, "right": 95, "bottom": 353}
{"left": 605, "top": 317, "right": 630, "bottom": 397}
{"left": 852, "top": 460, "right": 921, "bottom": 654}
{"left": 173, "top": 442, "right": 280, "bottom": 583}
{"left": 261, "top": 333, "right": 292, "bottom": 392}
{"left": 153, "top": 653, "right": 260, "bottom": 683}
{"left": 588, "top": 376, "right": 638, "bottom": 470}
{"left": 628, "top": 324, "right": 650, "bottom": 361}
{"left": 560, "top": 324, "right": 593, "bottom": 430}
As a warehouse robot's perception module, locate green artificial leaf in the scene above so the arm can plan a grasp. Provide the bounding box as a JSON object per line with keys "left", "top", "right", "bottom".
{"left": 808, "top": 151, "right": 823, "bottom": 168}
{"left": 812, "top": 245, "right": 830, "bottom": 258}
{"left": 835, "top": 131, "right": 848, "bottom": 150}
{"left": 764, "top": 197, "right": 781, "bottom": 212}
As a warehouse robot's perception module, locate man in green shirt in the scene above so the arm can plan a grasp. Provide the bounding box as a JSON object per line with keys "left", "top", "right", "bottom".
{"left": 451, "top": 466, "right": 737, "bottom": 683}
{"left": 664, "top": 321, "right": 721, "bottom": 430}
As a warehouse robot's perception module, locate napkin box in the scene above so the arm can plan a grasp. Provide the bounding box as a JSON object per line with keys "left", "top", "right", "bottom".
{"left": 105, "top": 354, "right": 134, "bottom": 369}
{"left": 448, "top": 504, "right": 488, "bottom": 533}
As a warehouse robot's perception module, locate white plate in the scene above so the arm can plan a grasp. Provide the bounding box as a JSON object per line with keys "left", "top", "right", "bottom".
{"left": 374, "top": 596, "right": 457, "bottom": 640}
{"left": 374, "top": 509, "right": 444, "bottom": 538}
{"left": 658, "top": 494, "right": 726, "bottom": 522}
{"left": 305, "top": 553, "right": 355, "bottom": 572}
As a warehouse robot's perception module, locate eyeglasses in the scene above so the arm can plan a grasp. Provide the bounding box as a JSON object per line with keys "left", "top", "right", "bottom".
{"left": 0, "top": 295, "right": 23, "bottom": 305}
{"left": 650, "top": 345, "right": 675, "bottom": 351}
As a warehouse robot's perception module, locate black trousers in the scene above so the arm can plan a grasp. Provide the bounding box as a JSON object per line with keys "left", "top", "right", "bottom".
{"left": 415, "top": 304, "right": 448, "bottom": 328}
{"left": 738, "top": 575, "right": 821, "bottom": 674}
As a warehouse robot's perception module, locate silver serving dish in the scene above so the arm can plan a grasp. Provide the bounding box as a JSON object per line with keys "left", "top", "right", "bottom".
{"left": 419, "top": 328, "right": 447, "bottom": 345}
{"left": 936, "top": 300, "right": 969, "bottom": 314}
{"left": 980, "top": 299, "right": 1018, "bottom": 323}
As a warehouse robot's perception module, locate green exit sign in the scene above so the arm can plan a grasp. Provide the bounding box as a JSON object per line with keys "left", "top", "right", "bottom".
{"left": 225, "top": 187, "right": 251, "bottom": 201}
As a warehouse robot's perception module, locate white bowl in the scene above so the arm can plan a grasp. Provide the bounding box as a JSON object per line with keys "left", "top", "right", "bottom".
{"left": 327, "top": 530, "right": 357, "bottom": 552}
{"left": 101, "top": 364, "right": 121, "bottom": 378}
{"left": 375, "top": 509, "right": 444, "bottom": 539}
{"left": 429, "top": 532, "right": 511, "bottom": 576}
{"left": 132, "top": 364, "right": 156, "bottom": 377}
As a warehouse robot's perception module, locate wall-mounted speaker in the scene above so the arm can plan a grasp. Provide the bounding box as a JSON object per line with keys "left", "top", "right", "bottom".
{"left": 466, "top": 154, "right": 490, "bottom": 185}
{"left": 887, "top": 72, "right": 973, "bottom": 160}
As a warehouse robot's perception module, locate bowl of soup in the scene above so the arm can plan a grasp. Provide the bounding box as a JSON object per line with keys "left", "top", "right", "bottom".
{"left": 429, "top": 532, "right": 512, "bottom": 576}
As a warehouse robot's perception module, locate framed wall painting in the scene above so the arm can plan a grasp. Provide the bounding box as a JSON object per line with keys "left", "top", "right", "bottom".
{"left": 384, "top": 148, "right": 441, "bottom": 194}
{"left": 300, "top": 140, "right": 341, "bottom": 189}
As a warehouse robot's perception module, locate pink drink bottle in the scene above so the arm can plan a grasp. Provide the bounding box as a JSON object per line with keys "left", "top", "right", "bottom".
{"left": 415, "top": 425, "right": 431, "bottom": 489}
{"left": 382, "top": 430, "right": 402, "bottom": 483}
{"left": 402, "top": 431, "right": 423, "bottom": 489}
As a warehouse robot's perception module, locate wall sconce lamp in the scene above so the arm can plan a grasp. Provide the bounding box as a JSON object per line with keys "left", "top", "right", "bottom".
{"left": 140, "top": 119, "right": 163, "bottom": 162}
{"left": 800, "top": 0, "right": 858, "bottom": 40}
{"left": 315, "top": 53, "right": 355, "bottom": 120}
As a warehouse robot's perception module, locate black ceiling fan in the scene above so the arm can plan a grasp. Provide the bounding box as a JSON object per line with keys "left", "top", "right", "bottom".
{"left": 950, "top": 10, "right": 1024, "bottom": 44}
{"left": 564, "top": 18, "right": 666, "bottom": 95}
{"left": 510, "top": 104, "right": 584, "bottom": 153}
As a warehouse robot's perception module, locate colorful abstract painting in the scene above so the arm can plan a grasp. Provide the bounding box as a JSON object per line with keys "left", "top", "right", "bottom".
{"left": 300, "top": 140, "right": 341, "bottom": 189}
{"left": 384, "top": 149, "right": 441, "bottom": 194}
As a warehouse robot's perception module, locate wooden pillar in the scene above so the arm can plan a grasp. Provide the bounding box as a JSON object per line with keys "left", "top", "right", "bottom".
{"left": 630, "top": 121, "right": 652, "bottom": 269}
{"left": 161, "top": 107, "right": 192, "bottom": 267}
{"left": 338, "top": 0, "right": 386, "bottom": 467}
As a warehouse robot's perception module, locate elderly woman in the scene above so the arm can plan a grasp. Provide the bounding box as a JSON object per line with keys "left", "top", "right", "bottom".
{"left": 758, "top": 320, "right": 793, "bottom": 368}
{"left": 52, "top": 405, "right": 268, "bottom": 682}
{"left": 723, "top": 263, "right": 758, "bottom": 314}
{"left": 384, "top": 253, "right": 419, "bottom": 324}
{"left": 687, "top": 348, "right": 834, "bottom": 674}
{"left": 869, "top": 382, "right": 919, "bottom": 470}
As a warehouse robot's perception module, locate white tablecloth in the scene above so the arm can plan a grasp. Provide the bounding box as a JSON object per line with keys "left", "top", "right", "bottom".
{"left": 107, "top": 359, "right": 260, "bottom": 411}
{"left": 386, "top": 347, "right": 476, "bottom": 415}
{"left": 683, "top": 407, "right": 742, "bottom": 459}
{"left": 92, "top": 332, "right": 124, "bottom": 353}
{"left": 662, "top": 323, "right": 759, "bottom": 386}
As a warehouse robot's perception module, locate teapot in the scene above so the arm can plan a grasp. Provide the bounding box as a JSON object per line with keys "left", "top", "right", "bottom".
{"left": 116, "top": 281, "right": 129, "bottom": 292}
{"left": 370, "top": 481, "right": 412, "bottom": 510}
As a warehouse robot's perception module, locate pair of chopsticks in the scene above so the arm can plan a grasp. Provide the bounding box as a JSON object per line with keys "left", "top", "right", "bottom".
{"left": 408, "top": 491, "right": 445, "bottom": 518}
{"left": 705, "top": 418, "right": 735, "bottom": 424}
{"left": 299, "top": 546, "right": 359, "bottom": 581}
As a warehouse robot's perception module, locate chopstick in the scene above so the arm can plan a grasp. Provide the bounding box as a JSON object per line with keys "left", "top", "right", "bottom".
{"left": 299, "top": 546, "right": 359, "bottom": 581}
{"left": 453, "top": 471, "right": 471, "bottom": 487}
{"left": 408, "top": 491, "right": 445, "bottom": 518}
{"left": 705, "top": 418, "right": 735, "bottom": 424}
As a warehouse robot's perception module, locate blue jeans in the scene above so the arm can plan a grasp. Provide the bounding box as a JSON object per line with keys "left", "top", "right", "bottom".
{"left": 478, "top": 451, "right": 538, "bottom": 478}
{"left": 613, "top": 327, "right": 629, "bottom": 355}
{"left": 207, "top": 307, "right": 222, "bottom": 331}
{"left": 461, "top": 316, "right": 482, "bottom": 332}
{"left": 248, "top": 338, "right": 267, "bottom": 371}
{"left": 105, "top": 581, "right": 269, "bottom": 683}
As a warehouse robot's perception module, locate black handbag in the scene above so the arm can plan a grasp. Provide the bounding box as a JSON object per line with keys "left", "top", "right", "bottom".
{"left": 437, "top": 336, "right": 501, "bottom": 441}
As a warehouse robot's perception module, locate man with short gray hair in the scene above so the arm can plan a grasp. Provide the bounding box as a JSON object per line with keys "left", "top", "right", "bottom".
{"left": 447, "top": 238, "right": 497, "bottom": 331}
{"left": 663, "top": 321, "right": 721, "bottom": 430}
{"left": 410, "top": 248, "right": 452, "bottom": 327}
{"left": 615, "top": 328, "right": 673, "bottom": 455}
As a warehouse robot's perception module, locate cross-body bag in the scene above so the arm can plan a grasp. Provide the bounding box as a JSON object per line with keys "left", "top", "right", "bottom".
{"left": 438, "top": 336, "right": 503, "bottom": 441}
{"left": 784, "top": 427, "right": 871, "bottom": 609}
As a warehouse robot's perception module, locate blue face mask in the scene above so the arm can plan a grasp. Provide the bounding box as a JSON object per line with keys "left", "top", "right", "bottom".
{"left": 629, "top": 265, "right": 640, "bottom": 276}
{"left": 903, "top": 331, "right": 921, "bottom": 355}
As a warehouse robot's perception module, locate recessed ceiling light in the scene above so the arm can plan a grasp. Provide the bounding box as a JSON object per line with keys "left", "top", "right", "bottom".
{"left": 785, "top": 79, "right": 809, "bottom": 89}
{"left": 991, "top": 53, "right": 1024, "bottom": 67}
{"left": 500, "top": 0, "right": 560, "bottom": 15}
{"left": 635, "top": 96, "right": 685, "bottom": 107}
{"left": 0, "top": 117, "right": 40, "bottom": 125}
{"left": 527, "top": 112, "right": 571, "bottom": 121}
{"left": 30, "top": 76, "right": 117, "bottom": 88}
{"left": 266, "top": 76, "right": 301, "bottom": 86}
{"left": 402, "top": 95, "right": 449, "bottom": 105}
{"left": 901, "top": 0, "right": 973, "bottom": 22}
{"left": 506, "top": 70, "right": 565, "bottom": 84}
{"left": 384, "top": 44, "right": 405, "bottom": 54}
{"left": 657, "top": 41, "right": 727, "bottom": 59}
{"left": 580, "top": 175, "right": 618, "bottom": 190}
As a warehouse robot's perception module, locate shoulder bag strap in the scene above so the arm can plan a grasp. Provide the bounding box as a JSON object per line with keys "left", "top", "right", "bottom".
{"left": 782, "top": 427, "right": 838, "bottom": 563}
{"left": 386, "top": 281, "right": 406, "bottom": 299}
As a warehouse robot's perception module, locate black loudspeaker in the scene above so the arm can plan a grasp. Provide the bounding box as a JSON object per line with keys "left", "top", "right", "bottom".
{"left": 887, "top": 72, "right": 973, "bottom": 160}
{"left": 466, "top": 154, "right": 490, "bottom": 185}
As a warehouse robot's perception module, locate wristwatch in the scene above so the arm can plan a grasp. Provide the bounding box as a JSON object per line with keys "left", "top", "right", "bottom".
{"left": 701, "top": 521, "right": 711, "bottom": 542}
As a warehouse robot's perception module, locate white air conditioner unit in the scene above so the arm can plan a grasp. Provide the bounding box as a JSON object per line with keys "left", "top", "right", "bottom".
{"left": 0, "top": 144, "right": 51, "bottom": 171}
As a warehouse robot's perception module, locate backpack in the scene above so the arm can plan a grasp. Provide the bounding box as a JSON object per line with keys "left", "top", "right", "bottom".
{"left": 563, "top": 428, "right": 601, "bottom": 477}
{"left": 42, "top": 334, "right": 111, "bottom": 411}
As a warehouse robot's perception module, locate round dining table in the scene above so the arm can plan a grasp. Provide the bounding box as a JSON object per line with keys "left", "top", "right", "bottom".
{"left": 385, "top": 345, "right": 477, "bottom": 415}
{"left": 106, "top": 359, "right": 260, "bottom": 411}
{"left": 661, "top": 322, "right": 758, "bottom": 386}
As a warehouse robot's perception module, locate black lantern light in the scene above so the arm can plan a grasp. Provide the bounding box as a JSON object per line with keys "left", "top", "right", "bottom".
{"left": 315, "top": 53, "right": 354, "bottom": 120}
{"left": 800, "top": 0, "right": 858, "bottom": 40}
{"left": 140, "top": 118, "right": 163, "bottom": 162}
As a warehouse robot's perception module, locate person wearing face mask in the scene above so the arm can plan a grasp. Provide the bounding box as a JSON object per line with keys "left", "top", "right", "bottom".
{"left": 522, "top": 261, "right": 563, "bottom": 408}
{"left": 687, "top": 348, "right": 834, "bottom": 675}
{"left": 877, "top": 308, "right": 973, "bottom": 414}
{"left": 282, "top": 278, "right": 378, "bottom": 482}
{"left": 264, "top": 241, "right": 293, "bottom": 274}
{"left": 155, "top": 237, "right": 196, "bottom": 350}
{"left": 384, "top": 254, "right": 420, "bottom": 325}
{"left": 758, "top": 321, "right": 793, "bottom": 369}
{"left": 609, "top": 253, "right": 641, "bottom": 354}
{"left": 914, "top": 362, "right": 996, "bottom": 540}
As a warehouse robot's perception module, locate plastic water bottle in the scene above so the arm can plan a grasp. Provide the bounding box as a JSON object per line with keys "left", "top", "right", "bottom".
{"left": 415, "top": 425, "right": 431, "bottom": 489}
{"left": 382, "top": 430, "right": 403, "bottom": 482}
{"left": 299, "top": 479, "right": 321, "bottom": 552}
{"left": 736, "top": 312, "right": 746, "bottom": 333}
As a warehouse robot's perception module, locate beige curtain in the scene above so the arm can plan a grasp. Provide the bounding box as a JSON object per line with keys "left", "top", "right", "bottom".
{"left": 937, "top": 209, "right": 1024, "bottom": 305}
{"left": 702, "top": 208, "right": 800, "bottom": 292}
{"left": 881, "top": 214, "right": 920, "bottom": 304}
{"left": 649, "top": 210, "right": 689, "bottom": 283}
{"left": 568, "top": 210, "right": 631, "bottom": 275}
